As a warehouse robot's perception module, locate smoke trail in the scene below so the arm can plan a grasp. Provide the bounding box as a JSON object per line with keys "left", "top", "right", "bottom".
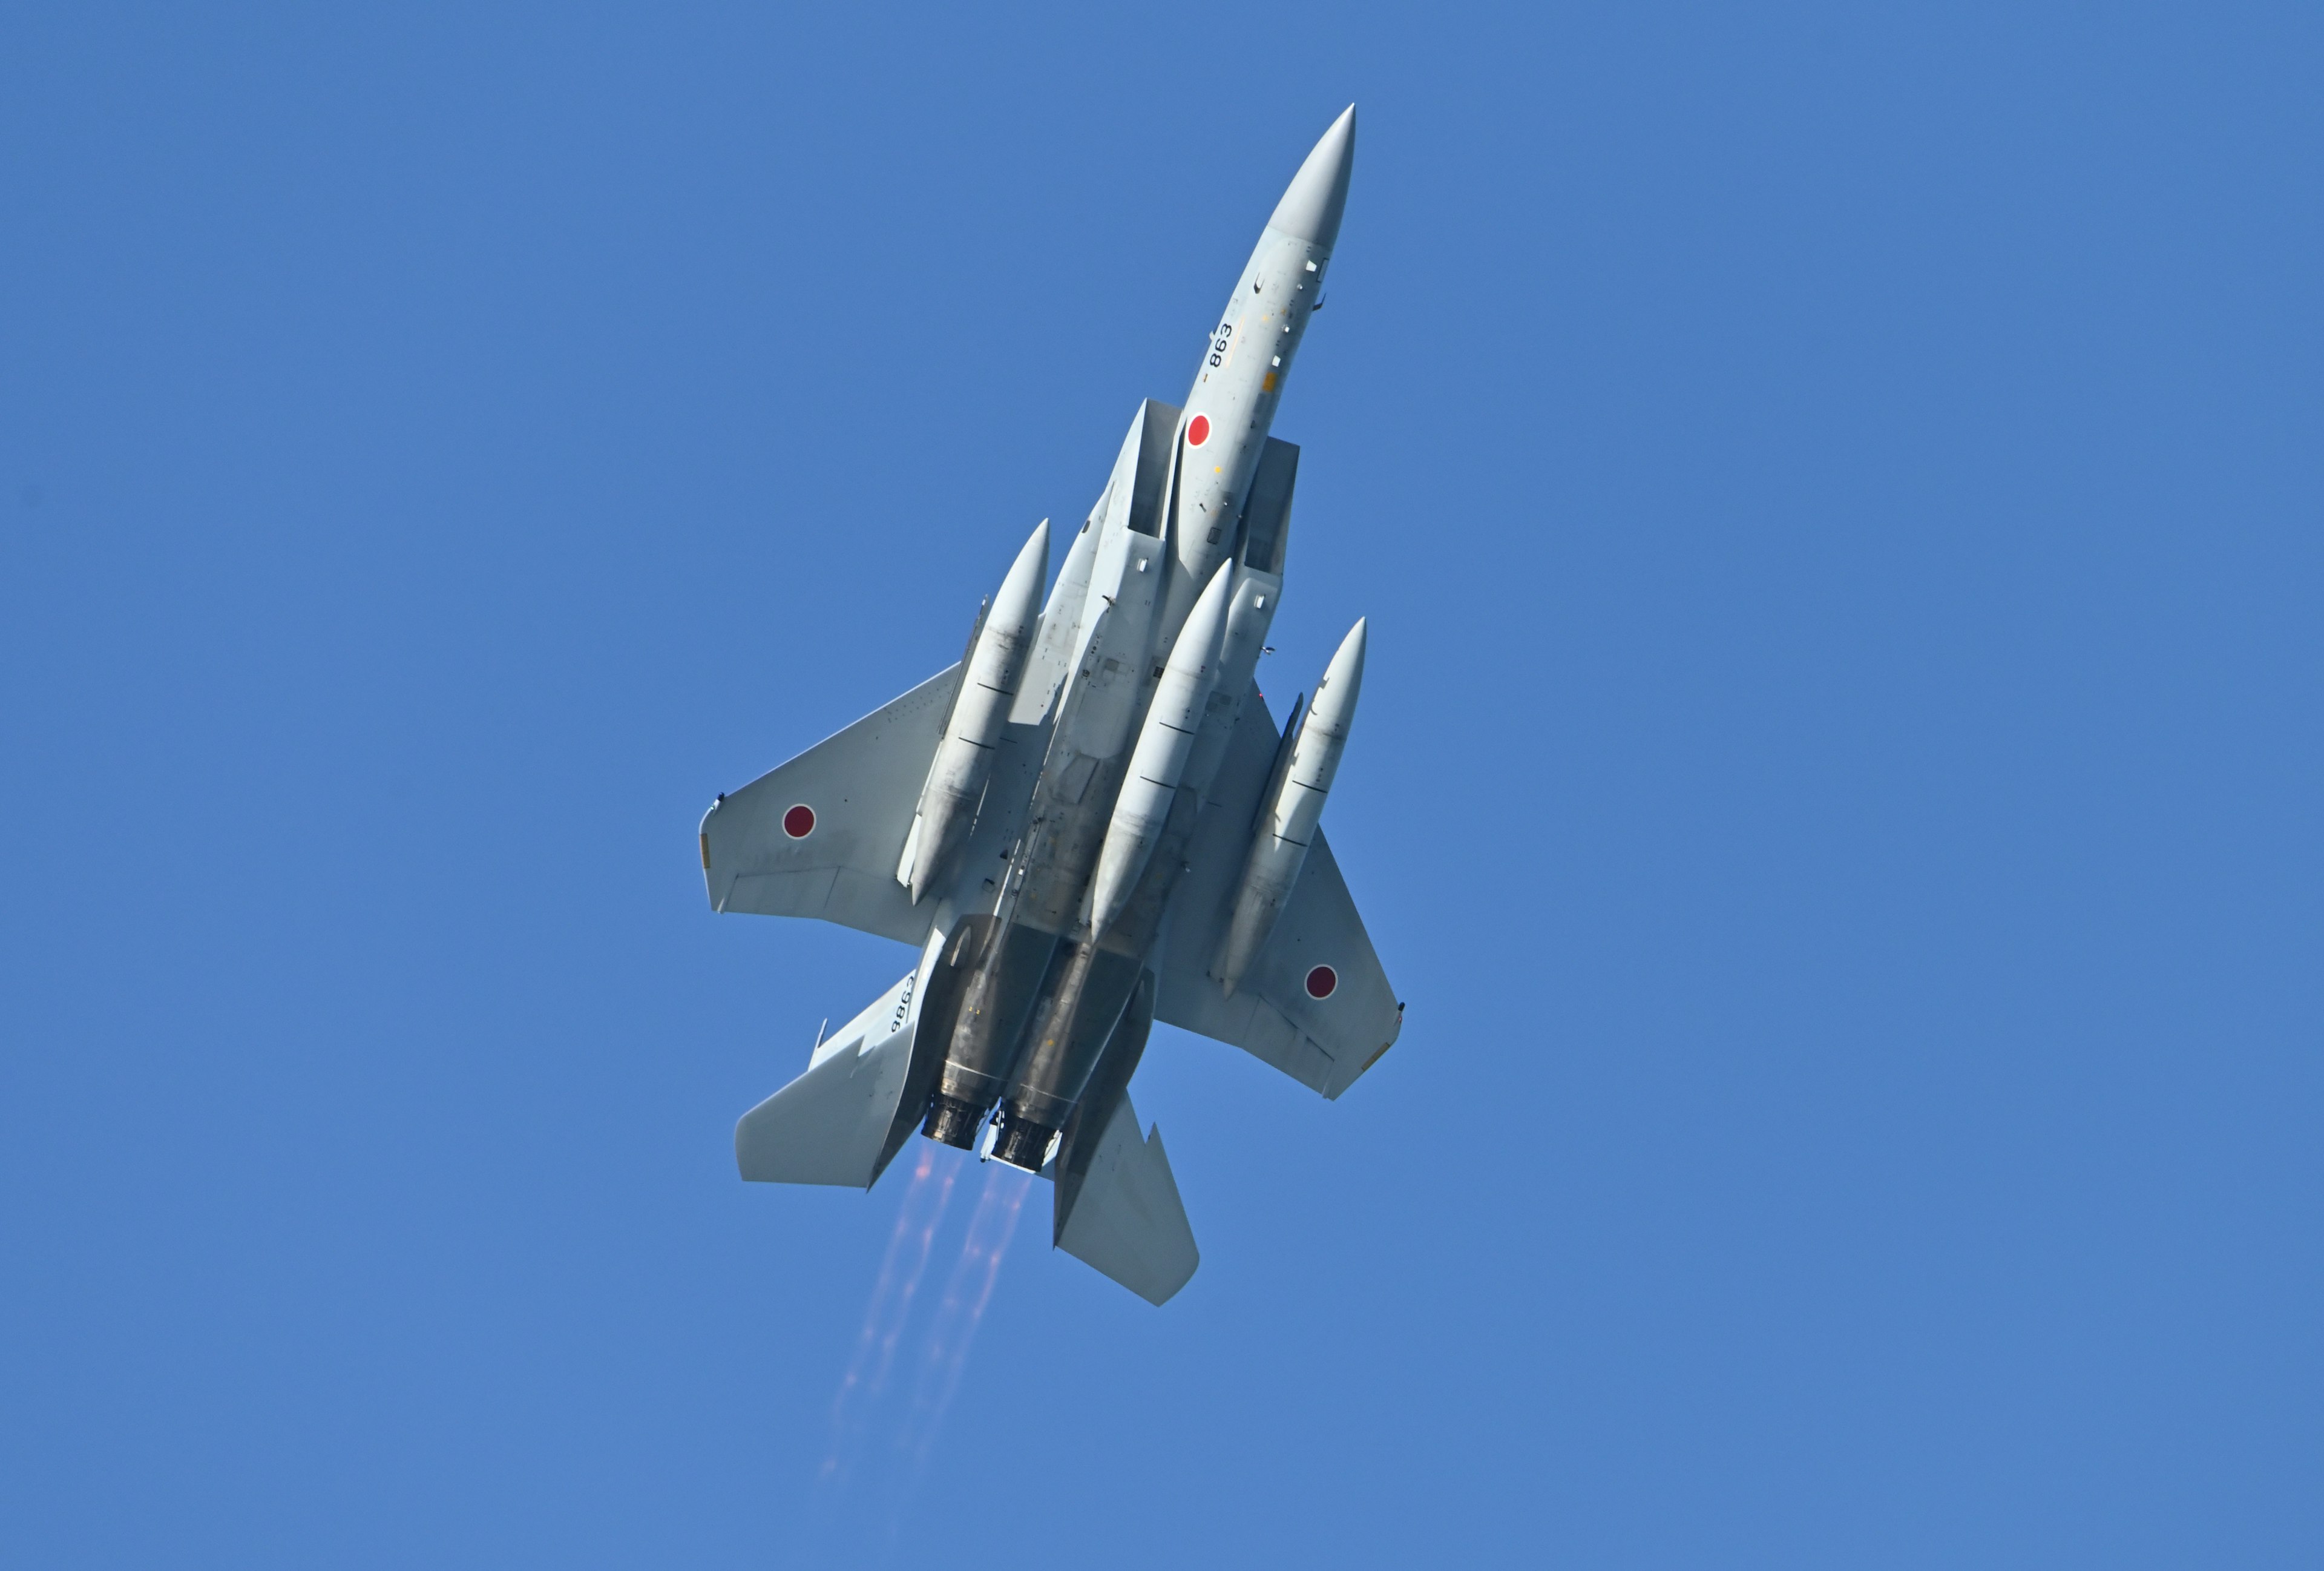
{"left": 862, "top": 1154, "right": 959, "bottom": 1405}
{"left": 819, "top": 1147, "right": 957, "bottom": 1486}
{"left": 894, "top": 1162, "right": 1032, "bottom": 1476}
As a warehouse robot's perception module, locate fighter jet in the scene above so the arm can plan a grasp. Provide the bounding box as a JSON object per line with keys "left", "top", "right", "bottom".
{"left": 698, "top": 107, "right": 1399, "bottom": 1304}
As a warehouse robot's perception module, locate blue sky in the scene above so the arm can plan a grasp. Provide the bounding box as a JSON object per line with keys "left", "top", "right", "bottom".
{"left": 2, "top": 4, "right": 2317, "bottom": 1565}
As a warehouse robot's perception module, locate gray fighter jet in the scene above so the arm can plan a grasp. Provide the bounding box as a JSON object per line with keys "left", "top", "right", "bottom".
{"left": 700, "top": 107, "right": 1399, "bottom": 1304}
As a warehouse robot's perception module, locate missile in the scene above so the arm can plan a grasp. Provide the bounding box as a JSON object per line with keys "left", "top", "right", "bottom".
{"left": 899, "top": 519, "right": 1049, "bottom": 903}
{"left": 1084, "top": 559, "right": 1238, "bottom": 934}
{"left": 1212, "top": 618, "right": 1366, "bottom": 994}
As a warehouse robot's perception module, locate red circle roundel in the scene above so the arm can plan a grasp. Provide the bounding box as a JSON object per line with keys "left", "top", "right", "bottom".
{"left": 1305, "top": 964, "right": 1338, "bottom": 1000}
{"left": 782, "top": 804, "right": 815, "bottom": 839}
{"left": 1186, "top": 413, "right": 1211, "bottom": 447}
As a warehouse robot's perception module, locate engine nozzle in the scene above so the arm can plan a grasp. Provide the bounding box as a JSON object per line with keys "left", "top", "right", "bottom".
{"left": 921, "top": 1093, "right": 986, "bottom": 1150}
{"left": 988, "top": 1110, "right": 1057, "bottom": 1173}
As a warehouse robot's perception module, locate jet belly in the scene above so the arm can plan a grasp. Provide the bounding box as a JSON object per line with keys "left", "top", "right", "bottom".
{"left": 986, "top": 522, "right": 1286, "bottom": 1161}
{"left": 908, "top": 108, "right": 1357, "bottom": 1170}
{"left": 913, "top": 433, "right": 1170, "bottom": 1152}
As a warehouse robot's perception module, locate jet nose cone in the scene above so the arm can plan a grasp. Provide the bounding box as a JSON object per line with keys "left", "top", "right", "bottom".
{"left": 1265, "top": 104, "right": 1356, "bottom": 251}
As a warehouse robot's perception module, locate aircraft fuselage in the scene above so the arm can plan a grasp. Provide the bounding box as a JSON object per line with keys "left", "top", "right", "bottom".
{"left": 912, "top": 109, "right": 1359, "bottom": 1171}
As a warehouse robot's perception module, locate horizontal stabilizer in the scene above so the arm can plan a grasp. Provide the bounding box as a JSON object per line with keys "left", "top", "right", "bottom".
{"left": 1045, "top": 1091, "right": 1198, "bottom": 1305}
{"left": 735, "top": 972, "right": 921, "bottom": 1188}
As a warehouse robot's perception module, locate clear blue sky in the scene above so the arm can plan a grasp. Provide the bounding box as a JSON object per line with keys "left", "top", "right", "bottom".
{"left": 3, "top": 4, "right": 2317, "bottom": 1566}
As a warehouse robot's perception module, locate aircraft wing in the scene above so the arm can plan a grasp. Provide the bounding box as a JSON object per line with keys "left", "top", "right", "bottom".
{"left": 700, "top": 664, "right": 962, "bottom": 947}
{"left": 1154, "top": 684, "right": 1403, "bottom": 1099}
